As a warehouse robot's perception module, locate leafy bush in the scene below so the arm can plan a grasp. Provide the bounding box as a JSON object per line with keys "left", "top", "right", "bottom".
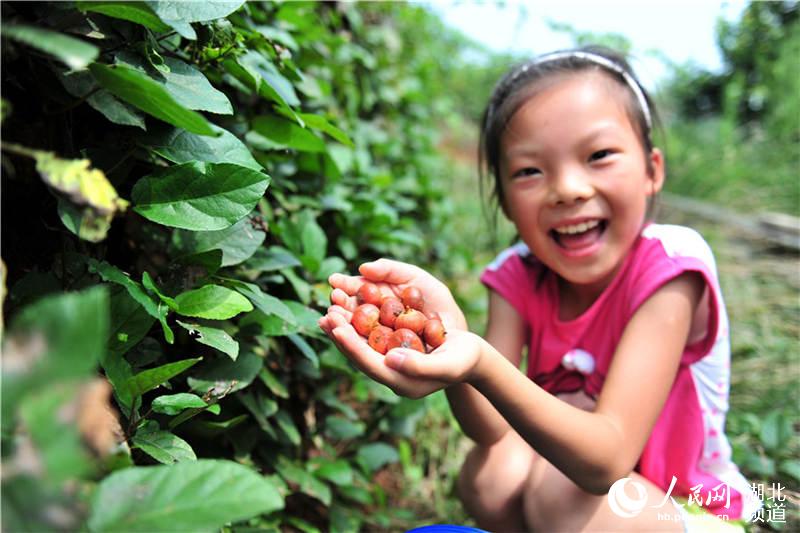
{"left": 1, "top": 2, "right": 455, "bottom": 530}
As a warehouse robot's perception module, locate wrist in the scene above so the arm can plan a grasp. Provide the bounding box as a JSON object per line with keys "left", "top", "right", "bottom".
{"left": 468, "top": 334, "right": 496, "bottom": 386}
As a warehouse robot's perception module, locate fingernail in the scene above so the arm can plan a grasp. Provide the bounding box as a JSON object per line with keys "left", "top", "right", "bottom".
{"left": 384, "top": 350, "right": 406, "bottom": 369}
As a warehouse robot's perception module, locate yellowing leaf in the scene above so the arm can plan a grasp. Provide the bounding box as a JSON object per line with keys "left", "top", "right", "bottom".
{"left": 31, "top": 150, "right": 129, "bottom": 242}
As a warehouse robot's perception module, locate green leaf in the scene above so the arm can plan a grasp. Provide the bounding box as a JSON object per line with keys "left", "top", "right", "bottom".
{"left": 131, "top": 161, "right": 270, "bottom": 231}
{"left": 779, "top": 459, "right": 800, "bottom": 483}
{"left": 144, "top": 125, "right": 262, "bottom": 171}
{"left": 19, "top": 382, "right": 92, "bottom": 483}
{"left": 251, "top": 114, "right": 325, "bottom": 153}
{"left": 238, "top": 51, "right": 300, "bottom": 107}
{"left": 89, "top": 63, "right": 216, "bottom": 136}
{"left": 76, "top": 1, "right": 172, "bottom": 32}
{"left": 141, "top": 271, "right": 177, "bottom": 310}
{"left": 105, "top": 287, "right": 150, "bottom": 410}
{"left": 310, "top": 458, "right": 354, "bottom": 487}
{"left": 125, "top": 357, "right": 202, "bottom": 398}
{"left": 2, "top": 286, "right": 108, "bottom": 421}
{"left": 258, "top": 367, "right": 289, "bottom": 399}
{"left": 87, "top": 459, "right": 283, "bottom": 532}
{"left": 274, "top": 457, "right": 332, "bottom": 506}
{"left": 244, "top": 246, "right": 301, "bottom": 272}
{"left": 58, "top": 69, "right": 146, "bottom": 129}
{"left": 175, "top": 285, "right": 253, "bottom": 319}
{"left": 88, "top": 260, "right": 174, "bottom": 344}
{"left": 274, "top": 409, "right": 300, "bottom": 446}
{"left": 760, "top": 411, "right": 793, "bottom": 452}
{"left": 2, "top": 24, "right": 99, "bottom": 69}
{"left": 151, "top": 393, "right": 207, "bottom": 415}
{"left": 287, "top": 333, "right": 318, "bottom": 368}
{"left": 188, "top": 350, "right": 262, "bottom": 395}
{"left": 356, "top": 442, "right": 399, "bottom": 473}
{"left": 173, "top": 217, "right": 266, "bottom": 267}
{"left": 296, "top": 112, "right": 354, "bottom": 147}
{"left": 146, "top": 0, "right": 245, "bottom": 40}
{"left": 223, "top": 279, "right": 296, "bottom": 325}
{"left": 116, "top": 53, "right": 233, "bottom": 115}
{"left": 324, "top": 416, "right": 365, "bottom": 440}
{"left": 177, "top": 320, "right": 239, "bottom": 360}
{"left": 132, "top": 421, "right": 197, "bottom": 464}
{"left": 57, "top": 197, "right": 114, "bottom": 243}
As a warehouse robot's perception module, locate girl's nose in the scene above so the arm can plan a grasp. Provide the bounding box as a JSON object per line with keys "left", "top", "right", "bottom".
{"left": 548, "top": 169, "right": 594, "bottom": 205}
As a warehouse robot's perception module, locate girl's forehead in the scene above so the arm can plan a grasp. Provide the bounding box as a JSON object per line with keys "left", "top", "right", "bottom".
{"left": 501, "top": 72, "right": 639, "bottom": 141}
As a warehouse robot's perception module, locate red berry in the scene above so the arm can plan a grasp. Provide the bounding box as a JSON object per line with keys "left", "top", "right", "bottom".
{"left": 357, "top": 282, "right": 383, "bottom": 306}
{"left": 400, "top": 286, "right": 424, "bottom": 311}
{"left": 368, "top": 325, "right": 393, "bottom": 355}
{"left": 387, "top": 328, "right": 425, "bottom": 353}
{"left": 423, "top": 318, "right": 446, "bottom": 349}
{"left": 379, "top": 297, "right": 405, "bottom": 328}
{"left": 352, "top": 303, "right": 380, "bottom": 337}
{"left": 395, "top": 308, "right": 427, "bottom": 336}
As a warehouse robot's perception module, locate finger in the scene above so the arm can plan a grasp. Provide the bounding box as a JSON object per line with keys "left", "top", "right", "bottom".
{"left": 358, "top": 258, "right": 420, "bottom": 286}
{"left": 331, "top": 287, "right": 358, "bottom": 312}
{"left": 384, "top": 348, "right": 461, "bottom": 382}
{"left": 328, "top": 273, "right": 365, "bottom": 296}
{"left": 331, "top": 326, "right": 446, "bottom": 393}
{"left": 327, "top": 309, "right": 351, "bottom": 328}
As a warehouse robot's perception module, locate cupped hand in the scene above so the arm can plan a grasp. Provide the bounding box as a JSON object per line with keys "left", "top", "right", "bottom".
{"left": 326, "top": 258, "right": 468, "bottom": 332}
{"left": 318, "top": 307, "right": 485, "bottom": 399}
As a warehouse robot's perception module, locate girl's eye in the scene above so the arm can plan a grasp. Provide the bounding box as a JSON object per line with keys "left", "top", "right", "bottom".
{"left": 589, "top": 149, "right": 612, "bottom": 162}
{"left": 512, "top": 167, "right": 542, "bottom": 179}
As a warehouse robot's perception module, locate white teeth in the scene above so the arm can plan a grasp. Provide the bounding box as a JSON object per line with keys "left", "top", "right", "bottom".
{"left": 554, "top": 220, "right": 601, "bottom": 235}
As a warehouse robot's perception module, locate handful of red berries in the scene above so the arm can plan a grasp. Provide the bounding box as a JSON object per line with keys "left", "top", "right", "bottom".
{"left": 350, "top": 282, "right": 446, "bottom": 354}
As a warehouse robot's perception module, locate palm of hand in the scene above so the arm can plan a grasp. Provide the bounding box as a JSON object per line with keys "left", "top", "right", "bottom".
{"left": 318, "top": 259, "right": 479, "bottom": 398}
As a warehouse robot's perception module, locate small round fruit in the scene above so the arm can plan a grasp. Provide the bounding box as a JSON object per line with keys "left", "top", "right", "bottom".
{"left": 379, "top": 297, "right": 405, "bottom": 328}
{"left": 356, "top": 282, "right": 383, "bottom": 306}
{"left": 386, "top": 328, "right": 425, "bottom": 353}
{"left": 400, "top": 286, "right": 424, "bottom": 311}
{"left": 423, "top": 318, "right": 446, "bottom": 349}
{"left": 395, "top": 308, "right": 427, "bottom": 336}
{"left": 352, "top": 303, "right": 380, "bottom": 337}
{"left": 423, "top": 309, "right": 440, "bottom": 321}
{"left": 368, "top": 325, "right": 393, "bottom": 355}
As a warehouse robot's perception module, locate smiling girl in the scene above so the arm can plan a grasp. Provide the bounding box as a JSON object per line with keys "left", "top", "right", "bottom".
{"left": 319, "top": 46, "right": 760, "bottom": 532}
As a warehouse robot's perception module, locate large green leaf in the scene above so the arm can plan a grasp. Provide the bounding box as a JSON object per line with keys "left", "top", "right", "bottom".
{"left": 132, "top": 421, "right": 197, "bottom": 464}
{"left": 356, "top": 442, "right": 399, "bottom": 473}
{"left": 144, "top": 125, "right": 262, "bottom": 171}
{"left": 238, "top": 51, "right": 300, "bottom": 107}
{"left": 274, "top": 457, "right": 331, "bottom": 506}
{"left": 173, "top": 216, "right": 266, "bottom": 267}
{"left": 145, "top": 1, "right": 246, "bottom": 39}
{"left": 88, "top": 63, "right": 216, "bottom": 136}
{"left": 251, "top": 114, "right": 326, "bottom": 153}
{"left": 2, "top": 24, "right": 99, "bottom": 69}
{"left": 59, "top": 69, "right": 146, "bottom": 129}
{"left": 76, "top": 1, "right": 172, "bottom": 32}
{"left": 87, "top": 459, "right": 283, "bottom": 532}
{"left": 116, "top": 53, "right": 233, "bottom": 115}
{"left": 177, "top": 320, "right": 239, "bottom": 360}
{"left": 2, "top": 286, "right": 108, "bottom": 421}
{"left": 88, "top": 260, "right": 173, "bottom": 344}
{"left": 175, "top": 285, "right": 253, "bottom": 319}
{"left": 125, "top": 357, "right": 201, "bottom": 398}
{"left": 131, "top": 162, "right": 270, "bottom": 231}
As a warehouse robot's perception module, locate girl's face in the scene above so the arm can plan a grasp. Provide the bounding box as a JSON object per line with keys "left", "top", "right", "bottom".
{"left": 499, "top": 72, "right": 664, "bottom": 299}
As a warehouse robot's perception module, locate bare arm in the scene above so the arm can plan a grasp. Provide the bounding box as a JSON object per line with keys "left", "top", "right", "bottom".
{"left": 470, "top": 272, "right": 705, "bottom": 493}
{"left": 446, "top": 290, "right": 526, "bottom": 445}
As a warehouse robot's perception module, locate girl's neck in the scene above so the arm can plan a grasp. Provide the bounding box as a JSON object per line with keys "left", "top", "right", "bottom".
{"left": 557, "top": 277, "right": 608, "bottom": 321}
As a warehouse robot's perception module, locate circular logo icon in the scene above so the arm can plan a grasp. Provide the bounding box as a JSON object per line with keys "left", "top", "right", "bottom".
{"left": 607, "top": 477, "right": 648, "bottom": 518}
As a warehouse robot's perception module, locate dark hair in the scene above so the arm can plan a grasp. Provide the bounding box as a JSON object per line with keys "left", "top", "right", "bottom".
{"left": 478, "top": 45, "right": 661, "bottom": 235}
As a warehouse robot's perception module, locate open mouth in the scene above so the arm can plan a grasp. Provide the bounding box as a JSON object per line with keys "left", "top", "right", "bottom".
{"left": 550, "top": 219, "right": 608, "bottom": 250}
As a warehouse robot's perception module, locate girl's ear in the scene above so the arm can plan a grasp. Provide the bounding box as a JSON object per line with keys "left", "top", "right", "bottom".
{"left": 647, "top": 147, "right": 666, "bottom": 196}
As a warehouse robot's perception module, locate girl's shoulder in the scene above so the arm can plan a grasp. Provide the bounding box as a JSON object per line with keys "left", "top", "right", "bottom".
{"left": 639, "top": 223, "right": 718, "bottom": 272}
{"left": 485, "top": 241, "right": 536, "bottom": 272}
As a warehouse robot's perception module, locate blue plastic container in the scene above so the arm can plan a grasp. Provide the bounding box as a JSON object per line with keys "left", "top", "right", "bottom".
{"left": 405, "top": 525, "right": 488, "bottom": 533}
